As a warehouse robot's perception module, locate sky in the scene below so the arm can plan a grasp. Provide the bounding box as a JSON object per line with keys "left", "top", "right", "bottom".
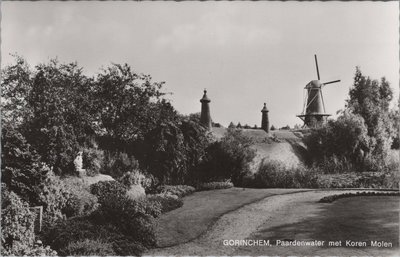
{"left": 2, "top": 1, "right": 399, "bottom": 128}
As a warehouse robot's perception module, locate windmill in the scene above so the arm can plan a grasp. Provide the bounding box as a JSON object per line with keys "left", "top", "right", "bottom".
{"left": 297, "top": 55, "right": 340, "bottom": 127}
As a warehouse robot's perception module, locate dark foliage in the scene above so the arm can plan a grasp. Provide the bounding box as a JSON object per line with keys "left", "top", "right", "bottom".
{"left": 90, "top": 180, "right": 128, "bottom": 205}
{"left": 1, "top": 189, "right": 36, "bottom": 255}
{"left": 1, "top": 124, "right": 49, "bottom": 204}
{"left": 42, "top": 218, "right": 144, "bottom": 256}
{"left": 89, "top": 180, "right": 161, "bottom": 247}
{"left": 198, "top": 128, "right": 256, "bottom": 185}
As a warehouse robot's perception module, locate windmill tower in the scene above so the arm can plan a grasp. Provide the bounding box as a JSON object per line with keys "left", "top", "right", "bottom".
{"left": 297, "top": 55, "right": 340, "bottom": 127}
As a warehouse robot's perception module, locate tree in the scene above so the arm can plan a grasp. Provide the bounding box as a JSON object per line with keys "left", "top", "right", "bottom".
{"left": 236, "top": 122, "right": 242, "bottom": 129}
{"left": 93, "top": 63, "right": 166, "bottom": 149}
{"left": 304, "top": 111, "right": 369, "bottom": 171}
{"left": 139, "top": 116, "right": 211, "bottom": 184}
{"left": 1, "top": 124, "right": 49, "bottom": 204}
{"left": 270, "top": 125, "right": 276, "bottom": 131}
{"left": 228, "top": 122, "right": 236, "bottom": 129}
{"left": 198, "top": 128, "right": 256, "bottom": 185}
{"left": 345, "top": 67, "right": 395, "bottom": 161}
{"left": 1, "top": 55, "right": 33, "bottom": 128}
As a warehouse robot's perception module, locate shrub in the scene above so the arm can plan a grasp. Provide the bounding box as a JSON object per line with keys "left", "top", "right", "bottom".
{"left": 90, "top": 180, "right": 161, "bottom": 218}
{"left": 317, "top": 171, "right": 400, "bottom": 189}
{"left": 197, "top": 181, "right": 234, "bottom": 191}
{"left": 138, "top": 117, "right": 211, "bottom": 185}
{"left": 1, "top": 190, "right": 36, "bottom": 255}
{"left": 304, "top": 112, "right": 369, "bottom": 171}
{"left": 157, "top": 185, "right": 196, "bottom": 197}
{"left": 312, "top": 155, "right": 356, "bottom": 174}
{"left": 141, "top": 172, "right": 159, "bottom": 193}
{"left": 42, "top": 218, "right": 118, "bottom": 251}
{"left": 119, "top": 170, "right": 145, "bottom": 187}
{"left": 147, "top": 194, "right": 183, "bottom": 213}
{"left": 1, "top": 125, "right": 50, "bottom": 204}
{"left": 90, "top": 180, "right": 128, "bottom": 205}
{"left": 251, "top": 160, "right": 318, "bottom": 188}
{"left": 126, "top": 184, "right": 146, "bottom": 200}
{"left": 43, "top": 211, "right": 148, "bottom": 256}
{"left": 198, "top": 128, "right": 256, "bottom": 185}
{"left": 59, "top": 239, "right": 115, "bottom": 256}
{"left": 111, "top": 238, "right": 146, "bottom": 256}
{"left": 383, "top": 169, "right": 400, "bottom": 189}
{"left": 62, "top": 177, "right": 99, "bottom": 218}
{"left": 89, "top": 181, "right": 161, "bottom": 248}
{"left": 37, "top": 171, "right": 70, "bottom": 226}
{"left": 118, "top": 170, "right": 160, "bottom": 194}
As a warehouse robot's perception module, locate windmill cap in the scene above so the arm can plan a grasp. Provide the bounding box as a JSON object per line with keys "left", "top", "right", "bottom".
{"left": 200, "top": 89, "right": 211, "bottom": 102}
{"left": 305, "top": 80, "right": 323, "bottom": 89}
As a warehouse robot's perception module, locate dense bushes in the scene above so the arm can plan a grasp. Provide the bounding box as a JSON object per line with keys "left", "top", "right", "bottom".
{"left": 244, "top": 160, "right": 318, "bottom": 188}
{"left": 44, "top": 180, "right": 163, "bottom": 256}
{"left": 89, "top": 180, "right": 161, "bottom": 247}
{"left": 1, "top": 189, "right": 57, "bottom": 256}
{"left": 1, "top": 125, "right": 51, "bottom": 205}
{"left": 1, "top": 190, "right": 36, "bottom": 254}
{"left": 101, "top": 152, "right": 140, "bottom": 179}
{"left": 62, "top": 177, "right": 98, "bottom": 218}
{"left": 43, "top": 218, "right": 144, "bottom": 256}
{"left": 316, "top": 170, "right": 399, "bottom": 189}
{"left": 90, "top": 180, "right": 128, "bottom": 204}
{"left": 138, "top": 116, "right": 212, "bottom": 184}
{"left": 197, "top": 181, "right": 234, "bottom": 191}
{"left": 198, "top": 128, "right": 256, "bottom": 185}
{"left": 304, "top": 112, "right": 369, "bottom": 171}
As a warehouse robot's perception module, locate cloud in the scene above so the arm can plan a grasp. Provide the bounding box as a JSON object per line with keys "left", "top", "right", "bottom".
{"left": 154, "top": 7, "right": 281, "bottom": 52}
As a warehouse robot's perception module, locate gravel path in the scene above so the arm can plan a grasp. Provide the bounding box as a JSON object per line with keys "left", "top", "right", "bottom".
{"left": 144, "top": 189, "right": 398, "bottom": 256}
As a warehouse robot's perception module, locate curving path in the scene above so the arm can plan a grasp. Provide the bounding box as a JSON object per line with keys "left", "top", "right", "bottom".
{"left": 144, "top": 189, "right": 399, "bottom": 256}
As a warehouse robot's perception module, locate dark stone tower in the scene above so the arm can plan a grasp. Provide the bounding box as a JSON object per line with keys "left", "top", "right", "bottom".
{"left": 261, "top": 103, "right": 269, "bottom": 133}
{"left": 200, "top": 89, "right": 212, "bottom": 129}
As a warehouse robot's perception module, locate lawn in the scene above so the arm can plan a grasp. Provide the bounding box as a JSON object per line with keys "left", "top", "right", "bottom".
{"left": 238, "top": 195, "right": 399, "bottom": 256}
{"left": 154, "top": 187, "right": 311, "bottom": 247}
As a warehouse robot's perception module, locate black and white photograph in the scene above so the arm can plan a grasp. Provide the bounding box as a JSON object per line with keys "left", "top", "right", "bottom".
{"left": 1, "top": 1, "right": 399, "bottom": 256}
